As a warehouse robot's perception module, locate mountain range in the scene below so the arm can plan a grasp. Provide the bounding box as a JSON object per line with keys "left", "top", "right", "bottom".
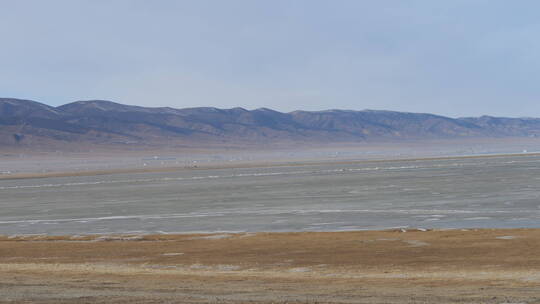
{"left": 1, "top": 97, "right": 540, "bottom": 148}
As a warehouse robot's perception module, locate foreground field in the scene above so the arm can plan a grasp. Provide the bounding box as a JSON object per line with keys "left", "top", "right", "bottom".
{"left": 1, "top": 229, "right": 540, "bottom": 303}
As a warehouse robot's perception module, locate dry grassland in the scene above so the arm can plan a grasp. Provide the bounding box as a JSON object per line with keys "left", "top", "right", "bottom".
{"left": 1, "top": 229, "right": 540, "bottom": 303}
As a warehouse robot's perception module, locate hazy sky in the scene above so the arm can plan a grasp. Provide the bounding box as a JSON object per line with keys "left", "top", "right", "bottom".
{"left": 1, "top": 0, "right": 540, "bottom": 117}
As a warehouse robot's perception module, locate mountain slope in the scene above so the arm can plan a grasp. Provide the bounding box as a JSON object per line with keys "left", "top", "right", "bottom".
{"left": 1, "top": 98, "right": 540, "bottom": 148}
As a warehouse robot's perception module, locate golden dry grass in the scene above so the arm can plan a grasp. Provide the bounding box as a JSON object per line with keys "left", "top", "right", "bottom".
{"left": 2, "top": 229, "right": 540, "bottom": 303}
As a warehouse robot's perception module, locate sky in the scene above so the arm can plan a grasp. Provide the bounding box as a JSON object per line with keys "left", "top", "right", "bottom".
{"left": 1, "top": 0, "right": 540, "bottom": 117}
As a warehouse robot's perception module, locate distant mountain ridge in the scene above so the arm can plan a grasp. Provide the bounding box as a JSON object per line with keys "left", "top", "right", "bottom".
{"left": 1, "top": 97, "right": 540, "bottom": 148}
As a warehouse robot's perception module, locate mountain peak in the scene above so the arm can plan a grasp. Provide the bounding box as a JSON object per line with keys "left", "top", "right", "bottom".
{"left": 58, "top": 100, "right": 134, "bottom": 112}
{"left": 0, "top": 98, "right": 60, "bottom": 118}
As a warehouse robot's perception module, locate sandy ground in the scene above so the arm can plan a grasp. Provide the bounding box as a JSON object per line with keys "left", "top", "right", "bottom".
{"left": 2, "top": 151, "right": 540, "bottom": 181}
{"left": 3, "top": 136, "right": 540, "bottom": 178}
{"left": 1, "top": 229, "right": 540, "bottom": 303}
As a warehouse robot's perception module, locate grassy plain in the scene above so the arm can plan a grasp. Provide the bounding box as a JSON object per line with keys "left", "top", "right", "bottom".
{"left": 1, "top": 229, "right": 540, "bottom": 303}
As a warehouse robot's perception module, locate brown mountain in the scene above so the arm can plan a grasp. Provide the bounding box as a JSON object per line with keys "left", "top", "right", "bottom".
{"left": 1, "top": 98, "right": 540, "bottom": 148}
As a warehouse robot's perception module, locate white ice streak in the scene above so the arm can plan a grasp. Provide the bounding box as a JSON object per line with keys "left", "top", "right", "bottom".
{"left": 0, "top": 161, "right": 493, "bottom": 191}
{"left": 1, "top": 208, "right": 537, "bottom": 226}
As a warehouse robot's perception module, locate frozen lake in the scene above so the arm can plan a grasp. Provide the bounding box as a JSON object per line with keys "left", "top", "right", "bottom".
{"left": 1, "top": 154, "right": 540, "bottom": 235}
